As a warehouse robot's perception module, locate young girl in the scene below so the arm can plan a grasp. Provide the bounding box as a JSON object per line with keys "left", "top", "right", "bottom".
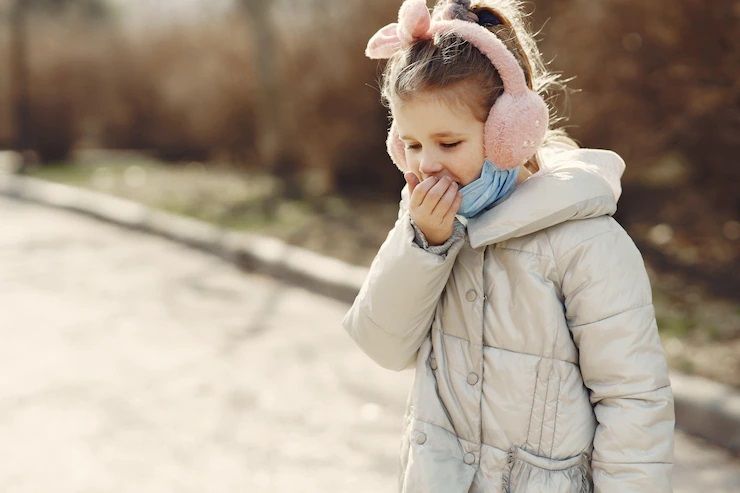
{"left": 342, "top": 1, "right": 674, "bottom": 492}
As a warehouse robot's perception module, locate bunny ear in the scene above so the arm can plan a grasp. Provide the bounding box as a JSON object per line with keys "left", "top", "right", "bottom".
{"left": 366, "top": 1, "right": 432, "bottom": 59}
{"left": 365, "top": 23, "right": 402, "bottom": 59}
{"left": 397, "top": 0, "right": 432, "bottom": 44}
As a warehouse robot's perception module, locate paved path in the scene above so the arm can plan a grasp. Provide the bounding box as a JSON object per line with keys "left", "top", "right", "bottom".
{"left": 0, "top": 196, "right": 738, "bottom": 492}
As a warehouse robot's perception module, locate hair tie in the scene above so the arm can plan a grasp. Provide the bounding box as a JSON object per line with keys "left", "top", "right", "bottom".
{"left": 435, "top": 0, "right": 479, "bottom": 23}
{"left": 476, "top": 9, "right": 503, "bottom": 27}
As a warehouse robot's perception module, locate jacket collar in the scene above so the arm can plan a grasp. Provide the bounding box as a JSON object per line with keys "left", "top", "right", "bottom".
{"left": 463, "top": 146, "right": 626, "bottom": 249}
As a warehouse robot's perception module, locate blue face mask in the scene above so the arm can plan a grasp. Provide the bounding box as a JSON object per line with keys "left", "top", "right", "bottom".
{"left": 457, "top": 160, "right": 520, "bottom": 219}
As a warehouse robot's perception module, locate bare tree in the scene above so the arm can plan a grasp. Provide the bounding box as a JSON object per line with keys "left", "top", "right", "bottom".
{"left": 9, "top": 0, "right": 30, "bottom": 160}
{"left": 8, "top": 0, "right": 109, "bottom": 165}
{"left": 240, "top": 0, "right": 302, "bottom": 200}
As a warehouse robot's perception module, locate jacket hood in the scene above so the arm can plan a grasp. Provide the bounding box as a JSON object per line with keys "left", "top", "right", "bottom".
{"left": 464, "top": 145, "right": 626, "bottom": 248}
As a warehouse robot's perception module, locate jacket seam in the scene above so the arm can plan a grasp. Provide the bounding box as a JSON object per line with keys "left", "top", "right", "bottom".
{"left": 409, "top": 415, "right": 466, "bottom": 454}
{"left": 597, "top": 383, "right": 672, "bottom": 401}
{"left": 591, "top": 459, "right": 673, "bottom": 465}
{"left": 409, "top": 411, "right": 598, "bottom": 460}
{"left": 569, "top": 302, "right": 653, "bottom": 328}
{"left": 410, "top": 415, "right": 511, "bottom": 454}
{"left": 486, "top": 342, "right": 577, "bottom": 366}
{"left": 496, "top": 246, "right": 551, "bottom": 259}
{"left": 362, "top": 307, "right": 410, "bottom": 340}
{"left": 544, "top": 228, "right": 563, "bottom": 282}
{"left": 549, "top": 377, "right": 562, "bottom": 459}
{"left": 537, "top": 363, "right": 551, "bottom": 456}
{"left": 433, "top": 325, "right": 481, "bottom": 347}
{"left": 435, "top": 327, "right": 578, "bottom": 366}
{"left": 537, "top": 326, "right": 561, "bottom": 456}
{"left": 525, "top": 359, "right": 540, "bottom": 449}
{"left": 545, "top": 329, "right": 561, "bottom": 458}
{"left": 550, "top": 227, "right": 616, "bottom": 266}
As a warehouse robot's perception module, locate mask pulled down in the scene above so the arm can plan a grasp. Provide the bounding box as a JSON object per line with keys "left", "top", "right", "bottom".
{"left": 457, "top": 160, "right": 520, "bottom": 218}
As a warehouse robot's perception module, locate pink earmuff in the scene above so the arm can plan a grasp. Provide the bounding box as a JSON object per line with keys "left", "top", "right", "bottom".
{"left": 367, "top": 0, "right": 548, "bottom": 172}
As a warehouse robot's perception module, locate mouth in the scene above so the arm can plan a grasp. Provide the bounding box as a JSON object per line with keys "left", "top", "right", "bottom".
{"left": 425, "top": 175, "right": 461, "bottom": 186}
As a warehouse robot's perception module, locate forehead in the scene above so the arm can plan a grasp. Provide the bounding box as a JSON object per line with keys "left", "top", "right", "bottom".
{"left": 391, "top": 91, "right": 477, "bottom": 138}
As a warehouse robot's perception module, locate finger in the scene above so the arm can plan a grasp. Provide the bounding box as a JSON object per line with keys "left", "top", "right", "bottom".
{"left": 431, "top": 179, "right": 459, "bottom": 218}
{"left": 404, "top": 172, "right": 420, "bottom": 195}
{"left": 409, "top": 175, "right": 439, "bottom": 209}
{"left": 421, "top": 176, "right": 454, "bottom": 214}
{"left": 442, "top": 191, "right": 463, "bottom": 224}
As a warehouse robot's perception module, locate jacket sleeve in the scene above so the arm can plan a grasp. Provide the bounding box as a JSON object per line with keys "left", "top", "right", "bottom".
{"left": 412, "top": 216, "right": 466, "bottom": 255}
{"left": 341, "top": 184, "right": 466, "bottom": 371}
{"left": 552, "top": 220, "right": 674, "bottom": 492}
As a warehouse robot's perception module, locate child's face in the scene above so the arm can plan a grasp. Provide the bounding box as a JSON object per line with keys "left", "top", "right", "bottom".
{"left": 391, "top": 91, "right": 486, "bottom": 186}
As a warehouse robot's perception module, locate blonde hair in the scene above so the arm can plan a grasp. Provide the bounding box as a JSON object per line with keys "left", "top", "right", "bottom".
{"left": 379, "top": 0, "right": 580, "bottom": 173}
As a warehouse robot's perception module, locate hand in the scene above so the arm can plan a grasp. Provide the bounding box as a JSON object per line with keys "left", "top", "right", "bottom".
{"left": 404, "top": 172, "right": 463, "bottom": 246}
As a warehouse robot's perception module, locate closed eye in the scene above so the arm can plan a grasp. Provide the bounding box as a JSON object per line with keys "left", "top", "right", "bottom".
{"left": 405, "top": 142, "right": 461, "bottom": 150}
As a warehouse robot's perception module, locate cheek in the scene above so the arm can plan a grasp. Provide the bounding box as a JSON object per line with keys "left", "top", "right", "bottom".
{"left": 406, "top": 158, "right": 420, "bottom": 173}
{"left": 458, "top": 150, "right": 484, "bottom": 185}
{"left": 404, "top": 159, "right": 422, "bottom": 179}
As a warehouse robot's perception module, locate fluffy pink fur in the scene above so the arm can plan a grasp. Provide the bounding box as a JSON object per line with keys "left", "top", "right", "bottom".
{"left": 365, "top": 23, "right": 402, "bottom": 59}
{"left": 366, "top": 0, "right": 432, "bottom": 59}
{"left": 397, "top": 0, "right": 432, "bottom": 45}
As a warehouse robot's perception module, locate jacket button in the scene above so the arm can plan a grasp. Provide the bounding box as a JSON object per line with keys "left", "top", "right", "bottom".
{"left": 415, "top": 432, "right": 427, "bottom": 444}
{"left": 464, "top": 452, "right": 475, "bottom": 465}
{"left": 467, "top": 372, "right": 479, "bottom": 385}
{"left": 429, "top": 357, "right": 438, "bottom": 370}
{"left": 465, "top": 289, "right": 477, "bottom": 302}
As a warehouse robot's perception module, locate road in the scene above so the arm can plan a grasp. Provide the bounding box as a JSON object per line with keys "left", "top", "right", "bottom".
{"left": 0, "top": 196, "right": 738, "bottom": 492}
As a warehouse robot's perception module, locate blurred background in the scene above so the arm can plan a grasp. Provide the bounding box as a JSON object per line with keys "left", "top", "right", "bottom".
{"left": 0, "top": 0, "right": 738, "bottom": 490}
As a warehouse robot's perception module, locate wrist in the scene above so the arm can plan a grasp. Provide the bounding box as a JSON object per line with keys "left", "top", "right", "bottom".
{"left": 425, "top": 232, "right": 450, "bottom": 246}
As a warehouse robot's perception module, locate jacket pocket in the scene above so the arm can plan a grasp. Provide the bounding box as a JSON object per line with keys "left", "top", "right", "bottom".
{"left": 502, "top": 445, "right": 592, "bottom": 493}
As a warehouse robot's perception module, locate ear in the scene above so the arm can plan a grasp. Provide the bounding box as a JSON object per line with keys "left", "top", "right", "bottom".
{"left": 365, "top": 23, "right": 402, "bottom": 59}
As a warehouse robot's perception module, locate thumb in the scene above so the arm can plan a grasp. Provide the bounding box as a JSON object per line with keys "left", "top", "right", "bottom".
{"left": 404, "top": 171, "right": 420, "bottom": 194}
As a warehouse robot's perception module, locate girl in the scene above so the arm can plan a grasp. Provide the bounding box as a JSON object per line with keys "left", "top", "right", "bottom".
{"left": 342, "top": 1, "right": 674, "bottom": 492}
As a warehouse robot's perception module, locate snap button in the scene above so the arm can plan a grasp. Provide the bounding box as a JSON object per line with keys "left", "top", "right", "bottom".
{"left": 464, "top": 452, "right": 475, "bottom": 465}
{"left": 429, "top": 356, "right": 438, "bottom": 370}
{"left": 465, "top": 289, "right": 477, "bottom": 302}
{"left": 467, "top": 372, "right": 479, "bottom": 385}
{"left": 415, "top": 432, "right": 427, "bottom": 444}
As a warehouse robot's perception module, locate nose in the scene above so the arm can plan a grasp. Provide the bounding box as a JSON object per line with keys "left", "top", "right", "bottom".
{"left": 418, "top": 153, "right": 443, "bottom": 178}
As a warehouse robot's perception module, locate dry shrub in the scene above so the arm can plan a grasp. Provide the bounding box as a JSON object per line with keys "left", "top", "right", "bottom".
{"left": 99, "top": 17, "right": 258, "bottom": 163}
{"left": 530, "top": 0, "right": 738, "bottom": 208}
{"left": 2, "top": 6, "right": 258, "bottom": 164}
{"left": 3, "top": 0, "right": 736, "bottom": 210}
{"left": 249, "top": 0, "right": 406, "bottom": 197}
{"left": 0, "top": 15, "right": 11, "bottom": 148}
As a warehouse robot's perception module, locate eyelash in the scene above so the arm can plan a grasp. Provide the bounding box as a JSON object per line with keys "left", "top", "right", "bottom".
{"left": 405, "top": 142, "right": 461, "bottom": 151}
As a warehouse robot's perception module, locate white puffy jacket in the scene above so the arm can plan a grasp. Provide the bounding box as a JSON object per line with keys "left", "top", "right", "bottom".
{"left": 342, "top": 145, "right": 675, "bottom": 492}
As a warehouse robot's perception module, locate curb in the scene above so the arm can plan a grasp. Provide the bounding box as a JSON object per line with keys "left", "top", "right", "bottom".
{"left": 0, "top": 172, "right": 366, "bottom": 305}
{"left": 1, "top": 171, "right": 738, "bottom": 454}
{"left": 670, "top": 372, "right": 740, "bottom": 455}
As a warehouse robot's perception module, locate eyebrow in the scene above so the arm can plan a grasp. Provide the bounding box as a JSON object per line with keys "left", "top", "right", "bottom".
{"left": 400, "top": 131, "right": 463, "bottom": 140}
